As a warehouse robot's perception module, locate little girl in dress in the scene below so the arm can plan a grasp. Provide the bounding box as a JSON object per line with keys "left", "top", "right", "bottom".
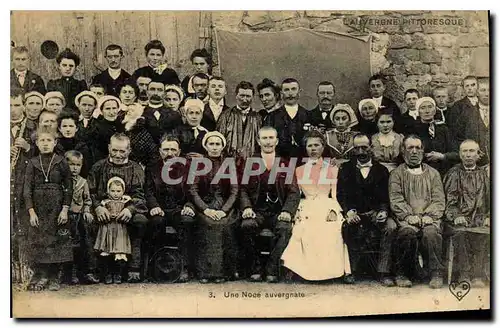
{"left": 94, "top": 176, "right": 131, "bottom": 284}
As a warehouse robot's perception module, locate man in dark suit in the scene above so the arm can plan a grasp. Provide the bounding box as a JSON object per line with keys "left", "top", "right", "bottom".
{"left": 368, "top": 74, "right": 402, "bottom": 131}
{"left": 309, "top": 81, "right": 335, "bottom": 133}
{"left": 145, "top": 135, "right": 196, "bottom": 282}
{"left": 432, "top": 86, "right": 452, "bottom": 126}
{"left": 266, "top": 78, "right": 311, "bottom": 160}
{"left": 91, "top": 44, "right": 131, "bottom": 97}
{"left": 201, "top": 76, "right": 228, "bottom": 131}
{"left": 131, "top": 40, "right": 180, "bottom": 86}
{"left": 399, "top": 89, "right": 420, "bottom": 134}
{"left": 337, "top": 133, "right": 397, "bottom": 286}
{"left": 142, "top": 80, "right": 183, "bottom": 143}
{"left": 10, "top": 46, "right": 46, "bottom": 95}
{"left": 239, "top": 126, "right": 300, "bottom": 282}
{"left": 448, "top": 76, "right": 480, "bottom": 139}
{"left": 453, "top": 77, "right": 490, "bottom": 165}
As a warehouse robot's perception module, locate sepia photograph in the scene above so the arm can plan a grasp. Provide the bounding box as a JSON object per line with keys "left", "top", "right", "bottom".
{"left": 9, "top": 9, "right": 491, "bottom": 318}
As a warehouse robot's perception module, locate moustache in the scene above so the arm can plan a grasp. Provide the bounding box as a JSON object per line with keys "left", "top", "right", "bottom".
{"left": 150, "top": 95, "right": 162, "bottom": 101}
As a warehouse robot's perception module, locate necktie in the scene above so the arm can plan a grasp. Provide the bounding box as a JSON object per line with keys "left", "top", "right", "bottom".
{"left": 192, "top": 126, "right": 199, "bottom": 139}
{"left": 17, "top": 72, "right": 26, "bottom": 87}
{"left": 428, "top": 122, "right": 435, "bottom": 138}
{"left": 482, "top": 108, "right": 489, "bottom": 127}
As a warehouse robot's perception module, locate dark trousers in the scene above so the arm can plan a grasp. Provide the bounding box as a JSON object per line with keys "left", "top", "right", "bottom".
{"left": 149, "top": 211, "right": 196, "bottom": 274}
{"left": 240, "top": 211, "right": 292, "bottom": 277}
{"left": 341, "top": 215, "right": 397, "bottom": 275}
{"left": 394, "top": 223, "right": 443, "bottom": 278}
{"left": 443, "top": 223, "right": 489, "bottom": 280}
{"left": 127, "top": 214, "right": 148, "bottom": 271}
{"left": 64, "top": 212, "right": 94, "bottom": 277}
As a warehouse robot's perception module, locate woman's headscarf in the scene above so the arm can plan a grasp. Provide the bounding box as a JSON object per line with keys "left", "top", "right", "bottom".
{"left": 184, "top": 98, "right": 204, "bottom": 112}
{"left": 358, "top": 98, "right": 378, "bottom": 113}
{"left": 74, "top": 90, "right": 98, "bottom": 109}
{"left": 165, "top": 84, "right": 185, "bottom": 103}
{"left": 44, "top": 91, "right": 65, "bottom": 107}
{"left": 25, "top": 91, "right": 46, "bottom": 109}
{"left": 330, "top": 103, "right": 359, "bottom": 128}
{"left": 416, "top": 97, "right": 436, "bottom": 110}
{"left": 202, "top": 131, "right": 227, "bottom": 150}
{"left": 107, "top": 176, "right": 125, "bottom": 194}
{"left": 94, "top": 95, "right": 123, "bottom": 118}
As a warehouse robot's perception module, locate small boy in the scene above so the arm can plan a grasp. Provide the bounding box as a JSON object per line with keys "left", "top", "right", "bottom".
{"left": 63, "top": 150, "right": 100, "bottom": 285}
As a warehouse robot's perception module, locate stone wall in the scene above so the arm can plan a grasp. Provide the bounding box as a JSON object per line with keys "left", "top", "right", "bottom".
{"left": 210, "top": 10, "right": 489, "bottom": 109}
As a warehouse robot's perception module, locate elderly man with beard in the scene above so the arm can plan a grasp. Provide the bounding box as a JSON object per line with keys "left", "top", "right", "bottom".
{"left": 216, "top": 81, "right": 262, "bottom": 160}
{"left": 389, "top": 135, "right": 446, "bottom": 289}
{"left": 309, "top": 81, "right": 336, "bottom": 133}
{"left": 337, "top": 133, "right": 397, "bottom": 286}
{"left": 145, "top": 135, "right": 196, "bottom": 282}
{"left": 88, "top": 133, "right": 149, "bottom": 283}
{"left": 266, "top": 78, "right": 311, "bottom": 160}
{"left": 201, "top": 76, "right": 228, "bottom": 131}
{"left": 91, "top": 44, "right": 131, "bottom": 97}
{"left": 142, "top": 80, "right": 183, "bottom": 144}
{"left": 239, "top": 126, "right": 300, "bottom": 283}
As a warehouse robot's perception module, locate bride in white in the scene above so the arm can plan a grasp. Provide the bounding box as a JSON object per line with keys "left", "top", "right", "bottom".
{"left": 281, "top": 130, "right": 351, "bottom": 281}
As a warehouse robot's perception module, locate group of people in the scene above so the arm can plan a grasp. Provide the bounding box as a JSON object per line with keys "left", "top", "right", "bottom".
{"left": 10, "top": 39, "right": 490, "bottom": 292}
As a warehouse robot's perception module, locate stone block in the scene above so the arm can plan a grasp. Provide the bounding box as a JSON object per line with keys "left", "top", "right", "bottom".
{"left": 389, "top": 34, "right": 412, "bottom": 49}
{"left": 242, "top": 11, "right": 269, "bottom": 27}
{"left": 434, "top": 46, "right": 457, "bottom": 59}
{"left": 305, "top": 11, "right": 332, "bottom": 18}
{"left": 387, "top": 49, "right": 420, "bottom": 65}
{"left": 421, "top": 17, "right": 464, "bottom": 35}
{"left": 429, "top": 34, "right": 457, "bottom": 48}
{"left": 381, "top": 64, "right": 406, "bottom": 76}
{"left": 400, "top": 17, "right": 423, "bottom": 33}
{"left": 405, "top": 61, "right": 431, "bottom": 75}
{"left": 420, "top": 49, "right": 442, "bottom": 64}
{"left": 412, "top": 32, "right": 433, "bottom": 49}
{"left": 360, "top": 15, "right": 402, "bottom": 34}
{"left": 371, "top": 52, "right": 391, "bottom": 73}
{"left": 456, "top": 32, "right": 489, "bottom": 47}
{"left": 268, "top": 11, "right": 298, "bottom": 22}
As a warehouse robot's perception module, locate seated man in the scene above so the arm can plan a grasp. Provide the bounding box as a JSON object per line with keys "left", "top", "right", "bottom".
{"left": 338, "top": 133, "right": 397, "bottom": 286}
{"left": 389, "top": 135, "right": 446, "bottom": 289}
{"left": 443, "top": 140, "right": 490, "bottom": 287}
{"left": 145, "top": 135, "right": 196, "bottom": 282}
{"left": 239, "top": 126, "right": 300, "bottom": 283}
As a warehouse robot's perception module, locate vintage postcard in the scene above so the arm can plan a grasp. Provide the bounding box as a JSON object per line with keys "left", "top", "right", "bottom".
{"left": 10, "top": 10, "right": 490, "bottom": 318}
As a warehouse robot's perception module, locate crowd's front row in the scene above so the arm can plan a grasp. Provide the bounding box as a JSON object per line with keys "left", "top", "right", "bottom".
{"left": 20, "top": 124, "right": 490, "bottom": 291}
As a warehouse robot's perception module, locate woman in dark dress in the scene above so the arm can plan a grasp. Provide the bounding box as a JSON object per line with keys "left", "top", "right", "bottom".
{"left": 357, "top": 99, "right": 379, "bottom": 137}
{"left": 46, "top": 48, "right": 87, "bottom": 113}
{"left": 189, "top": 131, "right": 239, "bottom": 283}
{"left": 24, "top": 127, "right": 73, "bottom": 291}
{"left": 325, "top": 104, "right": 359, "bottom": 166}
{"left": 181, "top": 49, "right": 212, "bottom": 98}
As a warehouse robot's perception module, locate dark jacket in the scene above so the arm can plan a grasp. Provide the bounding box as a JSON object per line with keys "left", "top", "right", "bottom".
{"left": 309, "top": 105, "right": 334, "bottom": 131}
{"left": 337, "top": 159, "right": 390, "bottom": 214}
{"left": 172, "top": 124, "right": 207, "bottom": 155}
{"left": 132, "top": 66, "right": 180, "bottom": 86}
{"left": 239, "top": 154, "right": 300, "bottom": 219}
{"left": 55, "top": 136, "right": 93, "bottom": 178}
{"left": 201, "top": 102, "right": 229, "bottom": 132}
{"left": 142, "top": 105, "right": 183, "bottom": 143}
{"left": 10, "top": 69, "right": 46, "bottom": 94}
{"left": 266, "top": 105, "right": 311, "bottom": 159}
{"left": 47, "top": 77, "right": 87, "bottom": 109}
{"left": 145, "top": 158, "right": 192, "bottom": 213}
{"left": 91, "top": 69, "right": 131, "bottom": 97}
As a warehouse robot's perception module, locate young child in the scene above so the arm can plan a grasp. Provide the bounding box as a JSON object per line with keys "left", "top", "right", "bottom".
{"left": 371, "top": 110, "right": 404, "bottom": 172}
{"left": 56, "top": 112, "right": 93, "bottom": 178}
{"left": 62, "top": 150, "right": 99, "bottom": 285}
{"left": 93, "top": 177, "right": 132, "bottom": 284}
{"left": 44, "top": 91, "right": 66, "bottom": 117}
{"left": 24, "top": 127, "right": 73, "bottom": 291}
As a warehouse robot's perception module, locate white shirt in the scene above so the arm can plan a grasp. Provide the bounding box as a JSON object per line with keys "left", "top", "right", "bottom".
{"left": 192, "top": 125, "right": 208, "bottom": 138}
{"left": 15, "top": 69, "right": 27, "bottom": 86}
{"left": 108, "top": 67, "right": 122, "bottom": 80}
{"left": 261, "top": 152, "right": 276, "bottom": 171}
{"left": 357, "top": 160, "right": 372, "bottom": 179}
{"left": 372, "top": 96, "right": 383, "bottom": 108}
{"left": 79, "top": 116, "right": 90, "bottom": 128}
{"left": 468, "top": 96, "right": 478, "bottom": 106}
{"left": 237, "top": 105, "right": 251, "bottom": 124}
{"left": 285, "top": 104, "right": 299, "bottom": 120}
{"left": 407, "top": 165, "right": 424, "bottom": 175}
{"left": 408, "top": 109, "right": 419, "bottom": 120}
{"left": 209, "top": 98, "right": 225, "bottom": 121}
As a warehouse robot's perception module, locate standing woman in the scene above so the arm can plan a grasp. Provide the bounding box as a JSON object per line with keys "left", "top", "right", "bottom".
{"left": 189, "top": 131, "right": 239, "bottom": 284}
{"left": 47, "top": 48, "right": 87, "bottom": 114}
{"left": 24, "top": 127, "right": 73, "bottom": 291}
{"left": 257, "top": 78, "right": 282, "bottom": 125}
{"left": 325, "top": 104, "right": 359, "bottom": 166}
{"left": 181, "top": 49, "right": 212, "bottom": 98}
{"left": 89, "top": 96, "right": 123, "bottom": 163}
{"left": 371, "top": 110, "right": 404, "bottom": 172}
{"left": 282, "top": 130, "right": 351, "bottom": 282}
